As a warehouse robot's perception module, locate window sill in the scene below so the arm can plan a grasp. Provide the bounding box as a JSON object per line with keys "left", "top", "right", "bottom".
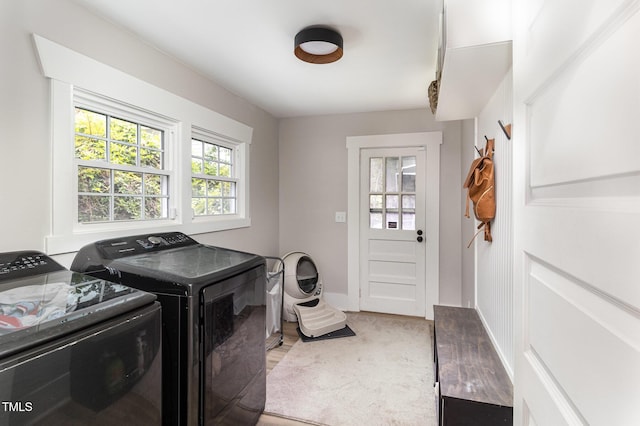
{"left": 46, "top": 216, "right": 251, "bottom": 255}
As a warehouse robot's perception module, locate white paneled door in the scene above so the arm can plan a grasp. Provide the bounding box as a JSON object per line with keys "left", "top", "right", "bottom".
{"left": 359, "top": 148, "right": 426, "bottom": 316}
{"left": 513, "top": 0, "right": 640, "bottom": 425}
{"left": 347, "top": 132, "right": 440, "bottom": 320}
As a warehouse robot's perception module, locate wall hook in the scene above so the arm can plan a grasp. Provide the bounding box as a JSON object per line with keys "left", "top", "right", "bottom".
{"left": 498, "top": 120, "right": 512, "bottom": 140}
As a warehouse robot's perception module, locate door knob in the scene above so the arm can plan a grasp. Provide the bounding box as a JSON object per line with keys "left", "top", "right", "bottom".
{"left": 417, "top": 236, "right": 424, "bottom": 243}
{"left": 417, "top": 230, "right": 423, "bottom": 236}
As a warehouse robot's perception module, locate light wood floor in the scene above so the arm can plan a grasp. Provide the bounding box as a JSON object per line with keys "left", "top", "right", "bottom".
{"left": 258, "top": 321, "right": 319, "bottom": 425}
{"left": 265, "top": 320, "right": 299, "bottom": 374}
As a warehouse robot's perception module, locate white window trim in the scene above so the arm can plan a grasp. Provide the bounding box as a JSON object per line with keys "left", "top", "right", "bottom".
{"left": 190, "top": 127, "right": 245, "bottom": 219}
{"left": 73, "top": 88, "right": 177, "bottom": 226}
{"left": 34, "top": 34, "right": 252, "bottom": 255}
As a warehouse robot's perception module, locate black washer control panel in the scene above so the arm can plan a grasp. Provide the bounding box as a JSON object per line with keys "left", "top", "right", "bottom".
{"left": 95, "top": 232, "right": 198, "bottom": 259}
{"left": 0, "top": 251, "right": 65, "bottom": 281}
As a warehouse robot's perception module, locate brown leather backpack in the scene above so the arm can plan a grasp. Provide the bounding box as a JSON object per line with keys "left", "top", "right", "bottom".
{"left": 463, "top": 138, "right": 495, "bottom": 247}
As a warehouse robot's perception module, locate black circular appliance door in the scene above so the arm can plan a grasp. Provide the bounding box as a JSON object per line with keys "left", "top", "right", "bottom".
{"left": 296, "top": 256, "right": 318, "bottom": 294}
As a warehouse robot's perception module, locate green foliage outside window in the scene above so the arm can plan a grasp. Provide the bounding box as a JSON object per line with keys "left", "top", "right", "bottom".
{"left": 190, "top": 138, "right": 236, "bottom": 216}
{"left": 75, "top": 107, "right": 167, "bottom": 223}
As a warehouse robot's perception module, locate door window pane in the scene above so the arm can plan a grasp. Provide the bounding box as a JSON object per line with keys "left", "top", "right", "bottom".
{"left": 402, "top": 156, "right": 416, "bottom": 192}
{"left": 370, "top": 195, "right": 383, "bottom": 209}
{"left": 385, "top": 157, "right": 399, "bottom": 192}
{"left": 370, "top": 212, "right": 383, "bottom": 229}
{"left": 402, "top": 213, "right": 415, "bottom": 230}
{"left": 386, "top": 212, "right": 399, "bottom": 229}
{"left": 402, "top": 195, "right": 415, "bottom": 209}
{"left": 402, "top": 195, "right": 416, "bottom": 230}
{"left": 386, "top": 195, "right": 399, "bottom": 210}
{"left": 369, "top": 157, "right": 383, "bottom": 192}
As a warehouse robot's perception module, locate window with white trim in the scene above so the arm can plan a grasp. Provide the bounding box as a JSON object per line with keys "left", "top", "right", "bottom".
{"left": 74, "top": 101, "right": 172, "bottom": 223}
{"left": 191, "top": 138, "right": 238, "bottom": 216}
{"left": 35, "top": 34, "right": 253, "bottom": 255}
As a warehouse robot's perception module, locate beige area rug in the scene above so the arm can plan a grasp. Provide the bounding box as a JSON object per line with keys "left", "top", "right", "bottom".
{"left": 265, "top": 312, "right": 437, "bottom": 426}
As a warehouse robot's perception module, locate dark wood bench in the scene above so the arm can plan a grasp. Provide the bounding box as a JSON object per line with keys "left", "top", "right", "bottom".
{"left": 433, "top": 305, "right": 513, "bottom": 425}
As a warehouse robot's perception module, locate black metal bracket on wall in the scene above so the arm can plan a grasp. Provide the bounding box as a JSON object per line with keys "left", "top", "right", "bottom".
{"left": 498, "top": 120, "right": 512, "bottom": 140}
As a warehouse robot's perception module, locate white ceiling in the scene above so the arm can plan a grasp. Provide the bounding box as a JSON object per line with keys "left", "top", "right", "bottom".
{"left": 74, "top": 0, "right": 442, "bottom": 118}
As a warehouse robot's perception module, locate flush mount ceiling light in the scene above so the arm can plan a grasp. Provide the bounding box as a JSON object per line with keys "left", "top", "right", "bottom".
{"left": 294, "top": 27, "right": 343, "bottom": 64}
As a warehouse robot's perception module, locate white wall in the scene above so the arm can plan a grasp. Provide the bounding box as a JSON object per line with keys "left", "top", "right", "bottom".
{"left": 279, "top": 110, "right": 467, "bottom": 307}
{"left": 460, "top": 118, "right": 476, "bottom": 308}
{"left": 474, "top": 69, "right": 514, "bottom": 374}
{"left": 0, "top": 0, "right": 280, "bottom": 264}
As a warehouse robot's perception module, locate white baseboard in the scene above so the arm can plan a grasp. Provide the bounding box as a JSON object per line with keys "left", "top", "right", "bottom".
{"left": 323, "top": 291, "right": 351, "bottom": 312}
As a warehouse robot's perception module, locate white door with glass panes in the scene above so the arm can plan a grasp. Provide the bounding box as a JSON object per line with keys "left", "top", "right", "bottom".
{"left": 360, "top": 148, "right": 426, "bottom": 316}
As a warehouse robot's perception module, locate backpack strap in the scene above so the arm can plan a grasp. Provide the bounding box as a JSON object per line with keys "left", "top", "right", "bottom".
{"left": 467, "top": 223, "right": 485, "bottom": 248}
{"left": 484, "top": 221, "right": 492, "bottom": 242}
{"left": 484, "top": 138, "right": 495, "bottom": 158}
{"left": 465, "top": 192, "right": 471, "bottom": 218}
{"left": 466, "top": 221, "right": 493, "bottom": 248}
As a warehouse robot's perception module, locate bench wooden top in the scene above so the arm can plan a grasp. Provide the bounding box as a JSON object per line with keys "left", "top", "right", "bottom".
{"left": 434, "top": 305, "right": 513, "bottom": 407}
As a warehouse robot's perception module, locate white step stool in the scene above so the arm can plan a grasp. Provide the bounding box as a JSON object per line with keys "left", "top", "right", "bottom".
{"left": 293, "top": 298, "right": 347, "bottom": 338}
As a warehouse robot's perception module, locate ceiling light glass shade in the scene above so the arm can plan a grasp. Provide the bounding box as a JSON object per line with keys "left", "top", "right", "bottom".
{"left": 294, "top": 27, "right": 343, "bottom": 64}
{"left": 299, "top": 41, "right": 339, "bottom": 55}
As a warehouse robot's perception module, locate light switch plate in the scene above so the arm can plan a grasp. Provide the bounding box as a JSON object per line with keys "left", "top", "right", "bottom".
{"left": 335, "top": 211, "right": 347, "bottom": 223}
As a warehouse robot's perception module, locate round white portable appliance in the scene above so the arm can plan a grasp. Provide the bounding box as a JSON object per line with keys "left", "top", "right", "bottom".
{"left": 279, "top": 251, "right": 323, "bottom": 322}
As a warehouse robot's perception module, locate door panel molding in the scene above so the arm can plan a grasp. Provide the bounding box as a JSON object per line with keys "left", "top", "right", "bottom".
{"left": 513, "top": 0, "right": 640, "bottom": 424}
